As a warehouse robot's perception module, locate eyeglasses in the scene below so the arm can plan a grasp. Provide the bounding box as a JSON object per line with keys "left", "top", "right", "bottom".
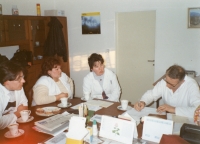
{"left": 163, "top": 78, "right": 181, "bottom": 87}
{"left": 14, "top": 75, "right": 25, "bottom": 82}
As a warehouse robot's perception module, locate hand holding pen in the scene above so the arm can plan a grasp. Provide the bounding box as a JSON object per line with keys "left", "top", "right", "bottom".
{"left": 134, "top": 101, "right": 145, "bottom": 111}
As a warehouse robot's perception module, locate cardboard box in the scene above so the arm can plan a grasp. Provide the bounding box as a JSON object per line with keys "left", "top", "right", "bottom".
{"left": 66, "top": 138, "right": 83, "bottom": 144}
{"left": 44, "top": 10, "right": 65, "bottom": 16}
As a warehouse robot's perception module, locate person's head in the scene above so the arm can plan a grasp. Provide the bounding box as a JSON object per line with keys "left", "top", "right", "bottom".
{"left": 88, "top": 53, "right": 104, "bottom": 76}
{"left": 41, "top": 57, "right": 62, "bottom": 81}
{"left": 164, "top": 65, "right": 186, "bottom": 90}
{"left": 0, "top": 61, "right": 25, "bottom": 90}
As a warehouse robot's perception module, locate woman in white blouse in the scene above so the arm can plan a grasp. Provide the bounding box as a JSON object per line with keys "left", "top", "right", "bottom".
{"left": 32, "top": 57, "right": 73, "bottom": 105}
{"left": 83, "top": 53, "right": 121, "bottom": 102}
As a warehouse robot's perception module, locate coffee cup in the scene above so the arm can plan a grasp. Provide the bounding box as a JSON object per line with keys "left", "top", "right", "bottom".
{"left": 60, "top": 97, "right": 68, "bottom": 106}
{"left": 8, "top": 123, "right": 19, "bottom": 136}
{"left": 121, "top": 100, "right": 128, "bottom": 110}
{"left": 20, "top": 110, "right": 31, "bottom": 122}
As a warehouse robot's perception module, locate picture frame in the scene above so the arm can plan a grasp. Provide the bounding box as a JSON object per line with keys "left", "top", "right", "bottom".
{"left": 188, "top": 7, "right": 200, "bottom": 28}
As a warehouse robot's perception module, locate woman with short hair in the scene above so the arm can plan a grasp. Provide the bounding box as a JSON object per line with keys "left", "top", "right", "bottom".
{"left": 83, "top": 53, "right": 121, "bottom": 102}
{"left": 32, "top": 57, "right": 73, "bottom": 105}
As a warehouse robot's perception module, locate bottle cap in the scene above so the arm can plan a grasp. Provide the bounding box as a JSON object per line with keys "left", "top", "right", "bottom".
{"left": 93, "top": 120, "right": 97, "bottom": 125}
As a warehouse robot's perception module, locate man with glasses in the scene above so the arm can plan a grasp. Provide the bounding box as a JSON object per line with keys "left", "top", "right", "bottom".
{"left": 0, "top": 61, "right": 28, "bottom": 129}
{"left": 134, "top": 65, "right": 200, "bottom": 118}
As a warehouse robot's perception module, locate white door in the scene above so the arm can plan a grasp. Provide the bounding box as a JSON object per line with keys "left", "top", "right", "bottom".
{"left": 116, "top": 11, "right": 156, "bottom": 104}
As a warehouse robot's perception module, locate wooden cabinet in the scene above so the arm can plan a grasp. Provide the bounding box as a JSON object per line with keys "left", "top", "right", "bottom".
{"left": 0, "top": 16, "right": 6, "bottom": 46}
{"left": 0, "top": 15, "right": 70, "bottom": 97}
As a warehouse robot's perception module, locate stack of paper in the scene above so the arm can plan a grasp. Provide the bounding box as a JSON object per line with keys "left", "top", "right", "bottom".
{"left": 71, "top": 100, "right": 114, "bottom": 111}
{"left": 33, "top": 113, "right": 77, "bottom": 136}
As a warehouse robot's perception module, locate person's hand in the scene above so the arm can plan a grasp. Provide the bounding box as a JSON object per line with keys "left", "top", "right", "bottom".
{"left": 56, "top": 93, "right": 68, "bottom": 101}
{"left": 194, "top": 106, "right": 200, "bottom": 124}
{"left": 134, "top": 101, "right": 145, "bottom": 111}
{"left": 157, "top": 104, "right": 175, "bottom": 114}
{"left": 14, "top": 104, "right": 28, "bottom": 118}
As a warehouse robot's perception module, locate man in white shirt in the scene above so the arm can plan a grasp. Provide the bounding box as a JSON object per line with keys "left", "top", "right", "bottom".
{"left": 134, "top": 65, "right": 200, "bottom": 118}
{"left": 0, "top": 61, "right": 28, "bottom": 129}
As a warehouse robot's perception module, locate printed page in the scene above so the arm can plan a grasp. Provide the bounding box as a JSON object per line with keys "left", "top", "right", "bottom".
{"left": 125, "top": 107, "right": 166, "bottom": 121}
{"left": 45, "top": 132, "right": 67, "bottom": 144}
{"left": 35, "top": 114, "right": 77, "bottom": 131}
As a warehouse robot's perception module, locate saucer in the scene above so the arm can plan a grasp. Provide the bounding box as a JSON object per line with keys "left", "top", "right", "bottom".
{"left": 17, "top": 116, "right": 34, "bottom": 123}
{"left": 4, "top": 129, "right": 24, "bottom": 138}
{"left": 117, "top": 105, "right": 132, "bottom": 111}
{"left": 57, "top": 103, "right": 72, "bottom": 108}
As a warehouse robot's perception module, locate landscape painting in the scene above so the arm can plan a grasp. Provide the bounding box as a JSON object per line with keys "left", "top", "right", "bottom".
{"left": 82, "top": 12, "right": 101, "bottom": 34}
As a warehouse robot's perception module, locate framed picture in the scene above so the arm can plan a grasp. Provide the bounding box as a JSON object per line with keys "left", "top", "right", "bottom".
{"left": 188, "top": 7, "right": 200, "bottom": 28}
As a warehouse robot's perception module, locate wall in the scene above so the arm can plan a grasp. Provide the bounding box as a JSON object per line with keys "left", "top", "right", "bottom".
{"left": 1, "top": 0, "right": 200, "bottom": 98}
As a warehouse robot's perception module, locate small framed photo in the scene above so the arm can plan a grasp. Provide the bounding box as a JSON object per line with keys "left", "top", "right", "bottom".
{"left": 188, "top": 7, "right": 200, "bottom": 28}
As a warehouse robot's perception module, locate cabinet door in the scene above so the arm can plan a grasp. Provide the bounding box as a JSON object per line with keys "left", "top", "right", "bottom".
{"left": 0, "top": 16, "right": 6, "bottom": 46}
{"left": 28, "top": 18, "right": 47, "bottom": 64}
{"left": 4, "top": 16, "right": 29, "bottom": 45}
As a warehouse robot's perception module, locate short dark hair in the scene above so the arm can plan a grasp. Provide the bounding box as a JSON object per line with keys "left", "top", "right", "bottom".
{"left": 166, "top": 65, "right": 186, "bottom": 81}
{"left": 88, "top": 53, "right": 104, "bottom": 71}
{"left": 0, "top": 61, "right": 24, "bottom": 84}
{"left": 41, "top": 57, "right": 61, "bottom": 76}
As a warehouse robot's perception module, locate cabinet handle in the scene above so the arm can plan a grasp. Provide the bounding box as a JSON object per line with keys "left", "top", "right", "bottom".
{"left": 36, "top": 26, "right": 39, "bottom": 29}
{"left": 13, "top": 24, "right": 15, "bottom": 27}
{"left": 31, "top": 26, "right": 33, "bottom": 30}
{"left": 18, "top": 24, "right": 20, "bottom": 27}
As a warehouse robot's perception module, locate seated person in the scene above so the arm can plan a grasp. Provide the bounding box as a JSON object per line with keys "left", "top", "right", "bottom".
{"left": 134, "top": 65, "right": 200, "bottom": 118}
{"left": 83, "top": 53, "right": 121, "bottom": 102}
{"left": 194, "top": 105, "right": 200, "bottom": 125}
{"left": 0, "top": 61, "right": 28, "bottom": 129}
{"left": 32, "top": 57, "right": 73, "bottom": 105}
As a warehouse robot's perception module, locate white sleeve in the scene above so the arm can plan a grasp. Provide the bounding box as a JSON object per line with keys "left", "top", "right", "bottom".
{"left": 175, "top": 82, "right": 200, "bottom": 118}
{"left": 107, "top": 73, "right": 121, "bottom": 102}
{"left": 140, "top": 81, "right": 163, "bottom": 105}
{"left": 0, "top": 113, "right": 17, "bottom": 129}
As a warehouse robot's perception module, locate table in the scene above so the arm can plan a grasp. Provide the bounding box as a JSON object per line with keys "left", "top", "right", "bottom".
{"left": 0, "top": 97, "right": 165, "bottom": 144}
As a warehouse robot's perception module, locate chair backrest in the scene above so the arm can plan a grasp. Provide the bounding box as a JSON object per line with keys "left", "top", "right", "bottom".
{"left": 27, "top": 89, "right": 33, "bottom": 108}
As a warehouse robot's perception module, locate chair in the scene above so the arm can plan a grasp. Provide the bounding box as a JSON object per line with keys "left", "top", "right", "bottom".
{"left": 27, "top": 89, "right": 33, "bottom": 108}
{"left": 152, "top": 74, "right": 165, "bottom": 108}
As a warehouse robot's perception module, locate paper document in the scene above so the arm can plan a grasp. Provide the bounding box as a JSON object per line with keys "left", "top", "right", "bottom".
{"left": 71, "top": 103, "right": 102, "bottom": 111}
{"left": 85, "top": 100, "right": 114, "bottom": 108}
{"left": 45, "top": 132, "right": 67, "bottom": 144}
{"left": 124, "top": 107, "right": 166, "bottom": 122}
{"left": 90, "top": 114, "right": 102, "bottom": 123}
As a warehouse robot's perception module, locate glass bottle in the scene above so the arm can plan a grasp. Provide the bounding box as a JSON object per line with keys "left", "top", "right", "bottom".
{"left": 0, "top": 4, "right": 2, "bottom": 15}
{"left": 36, "top": 3, "right": 41, "bottom": 16}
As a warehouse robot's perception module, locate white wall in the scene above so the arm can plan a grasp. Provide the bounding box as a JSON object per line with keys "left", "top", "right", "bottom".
{"left": 1, "top": 0, "right": 200, "bottom": 98}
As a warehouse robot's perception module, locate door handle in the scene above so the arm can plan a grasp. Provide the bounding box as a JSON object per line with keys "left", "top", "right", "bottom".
{"left": 148, "top": 60, "right": 155, "bottom": 62}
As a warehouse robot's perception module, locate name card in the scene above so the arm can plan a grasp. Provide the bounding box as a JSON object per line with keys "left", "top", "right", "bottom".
{"left": 99, "top": 115, "right": 135, "bottom": 144}
{"left": 142, "top": 116, "right": 173, "bottom": 143}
